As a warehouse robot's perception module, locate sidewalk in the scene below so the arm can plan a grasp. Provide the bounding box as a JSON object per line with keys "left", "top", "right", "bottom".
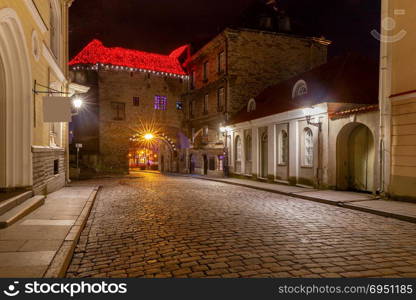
{"left": 0, "top": 185, "right": 99, "bottom": 278}
{"left": 191, "top": 175, "right": 416, "bottom": 224}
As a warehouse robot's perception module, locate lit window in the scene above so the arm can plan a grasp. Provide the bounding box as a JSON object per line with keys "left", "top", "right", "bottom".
{"left": 133, "top": 97, "right": 140, "bottom": 106}
{"left": 217, "top": 87, "right": 225, "bottom": 112}
{"left": 303, "top": 128, "right": 313, "bottom": 166}
{"left": 235, "top": 136, "right": 242, "bottom": 173}
{"left": 279, "top": 130, "right": 288, "bottom": 165}
{"left": 176, "top": 101, "right": 183, "bottom": 110}
{"left": 292, "top": 80, "right": 308, "bottom": 99}
{"left": 154, "top": 95, "right": 167, "bottom": 110}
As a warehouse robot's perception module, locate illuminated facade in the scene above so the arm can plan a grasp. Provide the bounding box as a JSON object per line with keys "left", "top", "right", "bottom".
{"left": 379, "top": 0, "right": 416, "bottom": 201}
{"left": 0, "top": 0, "right": 74, "bottom": 194}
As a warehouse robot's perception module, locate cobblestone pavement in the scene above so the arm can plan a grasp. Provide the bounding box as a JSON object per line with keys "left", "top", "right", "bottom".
{"left": 66, "top": 173, "right": 416, "bottom": 278}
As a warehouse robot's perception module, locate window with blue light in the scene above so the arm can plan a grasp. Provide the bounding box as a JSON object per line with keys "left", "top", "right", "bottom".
{"left": 154, "top": 95, "right": 167, "bottom": 110}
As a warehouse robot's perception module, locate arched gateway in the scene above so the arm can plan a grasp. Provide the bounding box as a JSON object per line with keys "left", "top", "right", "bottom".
{"left": 337, "top": 123, "right": 375, "bottom": 193}
{"left": 0, "top": 8, "right": 33, "bottom": 189}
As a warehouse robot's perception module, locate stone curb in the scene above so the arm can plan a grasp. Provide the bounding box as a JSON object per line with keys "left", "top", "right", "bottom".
{"left": 43, "top": 186, "right": 101, "bottom": 278}
{"left": 191, "top": 176, "right": 416, "bottom": 224}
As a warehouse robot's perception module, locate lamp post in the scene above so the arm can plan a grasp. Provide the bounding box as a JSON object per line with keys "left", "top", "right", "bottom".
{"left": 220, "top": 126, "right": 230, "bottom": 177}
{"left": 303, "top": 107, "right": 322, "bottom": 187}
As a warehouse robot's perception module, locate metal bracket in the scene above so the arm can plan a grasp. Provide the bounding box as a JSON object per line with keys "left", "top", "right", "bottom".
{"left": 32, "top": 80, "right": 72, "bottom": 95}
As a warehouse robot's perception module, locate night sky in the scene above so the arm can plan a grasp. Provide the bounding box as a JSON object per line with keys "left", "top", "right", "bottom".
{"left": 69, "top": 0, "right": 381, "bottom": 61}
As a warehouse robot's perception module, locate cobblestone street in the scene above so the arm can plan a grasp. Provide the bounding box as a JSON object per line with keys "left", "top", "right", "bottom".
{"left": 66, "top": 173, "right": 416, "bottom": 278}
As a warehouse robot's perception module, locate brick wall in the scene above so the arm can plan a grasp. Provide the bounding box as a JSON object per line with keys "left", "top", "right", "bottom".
{"left": 32, "top": 146, "right": 65, "bottom": 195}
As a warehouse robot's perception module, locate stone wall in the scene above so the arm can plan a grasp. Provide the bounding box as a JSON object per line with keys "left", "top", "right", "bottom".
{"left": 97, "top": 70, "right": 188, "bottom": 172}
{"left": 32, "top": 146, "right": 65, "bottom": 195}
{"left": 227, "top": 28, "right": 328, "bottom": 114}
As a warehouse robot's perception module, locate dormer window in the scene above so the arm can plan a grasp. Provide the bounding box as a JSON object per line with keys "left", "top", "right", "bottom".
{"left": 247, "top": 98, "right": 256, "bottom": 112}
{"left": 292, "top": 79, "right": 308, "bottom": 99}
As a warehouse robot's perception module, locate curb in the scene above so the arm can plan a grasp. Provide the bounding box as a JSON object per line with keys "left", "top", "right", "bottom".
{"left": 191, "top": 176, "right": 416, "bottom": 224}
{"left": 43, "top": 186, "right": 101, "bottom": 278}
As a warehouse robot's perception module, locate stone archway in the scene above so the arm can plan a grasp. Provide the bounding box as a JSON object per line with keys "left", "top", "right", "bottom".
{"left": 337, "top": 123, "right": 375, "bottom": 192}
{"left": 0, "top": 8, "right": 33, "bottom": 189}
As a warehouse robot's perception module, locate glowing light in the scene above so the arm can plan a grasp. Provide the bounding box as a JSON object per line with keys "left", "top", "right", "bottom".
{"left": 73, "top": 97, "right": 83, "bottom": 109}
{"left": 144, "top": 133, "right": 154, "bottom": 140}
{"left": 69, "top": 39, "right": 189, "bottom": 76}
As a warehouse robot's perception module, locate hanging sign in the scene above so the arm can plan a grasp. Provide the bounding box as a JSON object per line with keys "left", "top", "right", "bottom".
{"left": 43, "top": 96, "right": 72, "bottom": 122}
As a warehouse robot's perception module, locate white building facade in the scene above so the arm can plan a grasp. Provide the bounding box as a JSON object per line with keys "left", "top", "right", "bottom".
{"left": 227, "top": 55, "right": 381, "bottom": 193}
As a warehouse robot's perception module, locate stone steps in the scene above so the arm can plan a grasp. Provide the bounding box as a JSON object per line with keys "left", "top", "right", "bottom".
{"left": 0, "top": 195, "right": 45, "bottom": 228}
{"left": 0, "top": 191, "right": 32, "bottom": 215}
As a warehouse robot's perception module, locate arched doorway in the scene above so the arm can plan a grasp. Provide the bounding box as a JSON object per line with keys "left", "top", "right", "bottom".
{"left": 203, "top": 155, "right": 208, "bottom": 175}
{"left": 337, "top": 123, "right": 375, "bottom": 192}
{"left": 189, "top": 154, "right": 195, "bottom": 174}
{"left": 260, "top": 132, "right": 268, "bottom": 178}
{"left": 0, "top": 8, "right": 33, "bottom": 188}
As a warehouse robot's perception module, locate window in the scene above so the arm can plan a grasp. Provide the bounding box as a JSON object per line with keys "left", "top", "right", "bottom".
{"left": 235, "top": 136, "right": 242, "bottom": 173}
{"left": 278, "top": 130, "right": 289, "bottom": 165}
{"left": 133, "top": 97, "right": 140, "bottom": 106}
{"left": 217, "top": 87, "right": 225, "bottom": 112}
{"left": 111, "top": 102, "right": 125, "bottom": 121}
{"left": 247, "top": 98, "right": 256, "bottom": 112}
{"left": 235, "top": 136, "right": 242, "bottom": 162}
{"left": 204, "top": 94, "right": 209, "bottom": 114}
{"left": 203, "top": 61, "right": 209, "bottom": 81}
{"left": 176, "top": 101, "right": 183, "bottom": 110}
{"left": 209, "top": 157, "right": 216, "bottom": 170}
{"left": 53, "top": 159, "right": 59, "bottom": 175}
{"left": 292, "top": 79, "right": 308, "bottom": 99}
{"left": 303, "top": 128, "right": 313, "bottom": 166}
{"left": 154, "top": 95, "right": 167, "bottom": 110}
{"left": 190, "top": 70, "right": 196, "bottom": 89}
{"left": 218, "top": 51, "right": 225, "bottom": 73}
{"left": 245, "top": 134, "right": 252, "bottom": 161}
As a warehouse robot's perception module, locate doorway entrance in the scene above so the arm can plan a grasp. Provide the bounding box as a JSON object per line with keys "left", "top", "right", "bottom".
{"left": 203, "top": 155, "right": 208, "bottom": 175}
{"left": 337, "top": 123, "right": 375, "bottom": 192}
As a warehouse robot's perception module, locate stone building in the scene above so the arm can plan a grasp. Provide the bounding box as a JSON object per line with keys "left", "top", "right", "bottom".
{"left": 69, "top": 40, "right": 189, "bottom": 174}
{"left": 226, "top": 54, "right": 380, "bottom": 192}
{"left": 182, "top": 27, "right": 330, "bottom": 176}
{"left": 0, "top": 0, "right": 75, "bottom": 195}
{"left": 379, "top": 0, "right": 416, "bottom": 201}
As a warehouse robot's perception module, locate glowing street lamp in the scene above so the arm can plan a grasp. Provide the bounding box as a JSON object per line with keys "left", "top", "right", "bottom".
{"left": 144, "top": 133, "right": 154, "bottom": 140}
{"left": 72, "top": 97, "right": 83, "bottom": 109}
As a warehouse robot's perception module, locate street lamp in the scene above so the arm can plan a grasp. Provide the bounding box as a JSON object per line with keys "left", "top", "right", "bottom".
{"left": 72, "top": 97, "right": 83, "bottom": 109}
{"left": 144, "top": 133, "right": 154, "bottom": 140}
{"left": 220, "top": 126, "right": 230, "bottom": 177}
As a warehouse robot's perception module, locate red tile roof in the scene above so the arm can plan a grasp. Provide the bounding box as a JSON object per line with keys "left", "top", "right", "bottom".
{"left": 228, "top": 53, "right": 379, "bottom": 124}
{"left": 329, "top": 104, "right": 379, "bottom": 120}
{"left": 69, "top": 39, "right": 189, "bottom": 76}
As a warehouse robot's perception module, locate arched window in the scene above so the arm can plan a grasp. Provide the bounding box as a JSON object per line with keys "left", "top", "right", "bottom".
{"left": 245, "top": 134, "right": 252, "bottom": 161}
{"left": 292, "top": 79, "right": 308, "bottom": 99}
{"left": 278, "top": 130, "right": 288, "bottom": 165}
{"left": 235, "top": 136, "right": 242, "bottom": 173}
{"left": 303, "top": 128, "right": 313, "bottom": 166}
{"left": 247, "top": 98, "right": 256, "bottom": 112}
